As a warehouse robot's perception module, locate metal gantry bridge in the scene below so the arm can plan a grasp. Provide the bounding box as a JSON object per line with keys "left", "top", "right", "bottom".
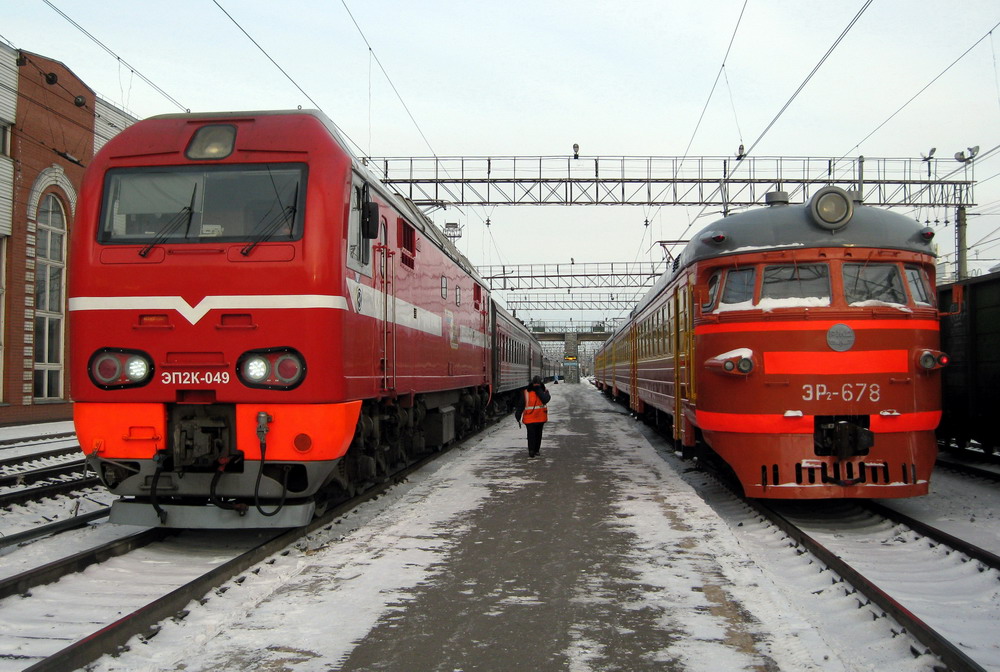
{"left": 369, "top": 154, "right": 975, "bottom": 210}
{"left": 477, "top": 261, "right": 662, "bottom": 292}
{"left": 366, "top": 154, "right": 977, "bottom": 344}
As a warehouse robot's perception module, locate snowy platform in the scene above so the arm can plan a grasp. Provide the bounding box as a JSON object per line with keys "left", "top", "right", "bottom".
{"left": 90, "top": 382, "right": 948, "bottom": 672}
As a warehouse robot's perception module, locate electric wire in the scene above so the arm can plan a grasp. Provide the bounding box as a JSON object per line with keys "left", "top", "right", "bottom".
{"left": 841, "top": 18, "right": 1000, "bottom": 159}
{"left": 209, "top": 1, "right": 368, "bottom": 163}
{"left": 340, "top": 0, "right": 437, "bottom": 158}
{"left": 743, "top": 0, "right": 873, "bottom": 159}
{"left": 41, "top": 0, "right": 187, "bottom": 112}
{"left": 638, "top": 0, "right": 750, "bottom": 287}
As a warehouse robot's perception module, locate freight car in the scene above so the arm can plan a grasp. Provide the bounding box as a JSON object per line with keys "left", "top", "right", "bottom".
{"left": 69, "top": 109, "right": 548, "bottom": 528}
{"left": 937, "top": 270, "right": 1000, "bottom": 456}
{"left": 595, "top": 187, "right": 944, "bottom": 498}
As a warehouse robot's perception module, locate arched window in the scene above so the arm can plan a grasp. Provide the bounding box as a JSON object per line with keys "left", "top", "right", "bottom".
{"left": 34, "top": 194, "right": 66, "bottom": 400}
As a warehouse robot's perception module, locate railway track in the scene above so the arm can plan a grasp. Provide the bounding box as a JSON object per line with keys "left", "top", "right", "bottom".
{"left": 936, "top": 457, "right": 1000, "bottom": 484}
{"left": 0, "top": 464, "right": 100, "bottom": 508}
{"left": 0, "top": 444, "right": 445, "bottom": 672}
{"left": 753, "top": 499, "right": 998, "bottom": 672}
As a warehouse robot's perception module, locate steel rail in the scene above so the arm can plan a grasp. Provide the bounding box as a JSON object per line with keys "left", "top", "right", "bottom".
{"left": 21, "top": 436, "right": 459, "bottom": 672}
{"left": 0, "top": 526, "right": 171, "bottom": 600}
{"left": 0, "top": 432, "right": 76, "bottom": 449}
{"left": 749, "top": 499, "right": 987, "bottom": 672}
{"left": 865, "top": 501, "right": 1000, "bottom": 571}
{"left": 0, "top": 458, "right": 89, "bottom": 488}
{"left": 0, "top": 446, "right": 80, "bottom": 470}
{"left": 0, "top": 508, "right": 110, "bottom": 550}
{"left": 0, "top": 475, "right": 102, "bottom": 507}
{"left": 936, "top": 458, "right": 1000, "bottom": 483}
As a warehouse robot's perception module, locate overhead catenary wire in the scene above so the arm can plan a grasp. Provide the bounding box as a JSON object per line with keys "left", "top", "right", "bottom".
{"left": 339, "top": 0, "right": 437, "bottom": 159}
{"left": 841, "top": 18, "right": 1000, "bottom": 159}
{"left": 742, "top": 0, "right": 873, "bottom": 159}
{"left": 658, "top": 0, "right": 874, "bottom": 268}
{"left": 40, "top": 0, "right": 187, "bottom": 112}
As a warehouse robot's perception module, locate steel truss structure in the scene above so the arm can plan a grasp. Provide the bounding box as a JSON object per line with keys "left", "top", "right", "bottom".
{"left": 369, "top": 155, "right": 974, "bottom": 209}
{"left": 506, "top": 293, "right": 639, "bottom": 312}
{"left": 478, "top": 262, "right": 662, "bottom": 291}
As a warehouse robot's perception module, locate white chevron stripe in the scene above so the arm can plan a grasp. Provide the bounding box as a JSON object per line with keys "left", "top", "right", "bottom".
{"left": 68, "top": 294, "right": 349, "bottom": 325}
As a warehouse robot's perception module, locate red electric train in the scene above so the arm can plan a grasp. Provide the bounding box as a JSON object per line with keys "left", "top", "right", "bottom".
{"left": 595, "top": 187, "right": 945, "bottom": 498}
{"left": 69, "top": 109, "right": 554, "bottom": 527}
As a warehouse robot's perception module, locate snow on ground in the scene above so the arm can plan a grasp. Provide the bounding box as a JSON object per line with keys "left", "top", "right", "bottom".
{"left": 4, "top": 388, "right": 997, "bottom": 671}
{"left": 66, "top": 384, "right": 969, "bottom": 672}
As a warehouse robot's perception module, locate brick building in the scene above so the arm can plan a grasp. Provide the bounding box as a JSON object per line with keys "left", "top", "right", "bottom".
{"left": 1, "top": 44, "right": 135, "bottom": 425}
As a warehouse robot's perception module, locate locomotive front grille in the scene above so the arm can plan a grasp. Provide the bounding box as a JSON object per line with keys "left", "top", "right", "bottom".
{"left": 761, "top": 461, "right": 916, "bottom": 487}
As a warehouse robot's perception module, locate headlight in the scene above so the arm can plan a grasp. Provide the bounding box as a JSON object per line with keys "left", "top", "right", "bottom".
{"left": 809, "top": 186, "right": 854, "bottom": 230}
{"left": 237, "top": 348, "right": 306, "bottom": 389}
{"left": 89, "top": 349, "right": 154, "bottom": 389}
{"left": 706, "top": 350, "right": 756, "bottom": 377}
{"left": 242, "top": 356, "right": 270, "bottom": 383}
{"left": 125, "top": 356, "right": 150, "bottom": 382}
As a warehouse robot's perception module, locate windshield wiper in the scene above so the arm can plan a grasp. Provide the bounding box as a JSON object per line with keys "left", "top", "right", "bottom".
{"left": 138, "top": 184, "right": 198, "bottom": 257}
{"left": 240, "top": 183, "right": 299, "bottom": 257}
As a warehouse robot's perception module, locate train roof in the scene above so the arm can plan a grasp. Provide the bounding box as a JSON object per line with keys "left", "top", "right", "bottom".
{"left": 145, "top": 109, "right": 484, "bottom": 285}
{"left": 627, "top": 187, "right": 938, "bottom": 322}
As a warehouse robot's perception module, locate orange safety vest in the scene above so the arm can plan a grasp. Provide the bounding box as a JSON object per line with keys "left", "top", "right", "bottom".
{"left": 522, "top": 389, "right": 548, "bottom": 424}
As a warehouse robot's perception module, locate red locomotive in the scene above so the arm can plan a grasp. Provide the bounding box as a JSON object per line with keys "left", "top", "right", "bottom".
{"left": 69, "top": 110, "right": 551, "bottom": 527}
{"left": 595, "top": 187, "right": 944, "bottom": 498}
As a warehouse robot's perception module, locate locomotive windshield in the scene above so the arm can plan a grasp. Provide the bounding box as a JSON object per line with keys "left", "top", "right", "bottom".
{"left": 760, "top": 264, "right": 831, "bottom": 307}
{"left": 843, "top": 263, "right": 907, "bottom": 305}
{"left": 97, "top": 164, "right": 306, "bottom": 246}
{"left": 707, "top": 260, "right": 933, "bottom": 313}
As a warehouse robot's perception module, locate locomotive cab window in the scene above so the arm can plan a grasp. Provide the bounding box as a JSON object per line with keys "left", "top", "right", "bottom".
{"left": 701, "top": 271, "right": 721, "bottom": 311}
{"left": 98, "top": 164, "right": 305, "bottom": 245}
{"left": 760, "top": 264, "right": 831, "bottom": 307}
{"left": 347, "top": 182, "right": 372, "bottom": 273}
{"left": 844, "top": 263, "right": 907, "bottom": 306}
{"left": 905, "top": 265, "right": 934, "bottom": 306}
{"left": 719, "top": 268, "right": 755, "bottom": 309}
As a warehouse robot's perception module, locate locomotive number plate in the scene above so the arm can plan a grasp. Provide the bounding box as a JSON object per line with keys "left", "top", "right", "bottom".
{"left": 161, "top": 371, "right": 231, "bottom": 385}
{"left": 801, "top": 382, "right": 881, "bottom": 402}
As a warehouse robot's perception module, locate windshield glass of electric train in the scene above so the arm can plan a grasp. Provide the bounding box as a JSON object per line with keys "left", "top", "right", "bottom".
{"left": 717, "top": 268, "right": 755, "bottom": 310}
{"left": 702, "top": 272, "right": 721, "bottom": 310}
{"left": 98, "top": 164, "right": 305, "bottom": 245}
{"left": 904, "top": 266, "right": 934, "bottom": 306}
{"left": 843, "top": 263, "right": 908, "bottom": 306}
{"left": 759, "top": 264, "right": 832, "bottom": 308}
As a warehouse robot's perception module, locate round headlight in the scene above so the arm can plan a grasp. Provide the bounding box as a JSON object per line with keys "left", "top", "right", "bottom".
{"left": 125, "top": 355, "right": 150, "bottom": 382}
{"left": 243, "top": 356, "right": 270, "bottom": 382}
{"left": 919, "top": 351, "right": 937, "bottom": 370}
{"left": 737, "top": 357, "right": 754, "bottom": 374}
{"left": 810, "top": 186, "right": 853, "bottom": 230}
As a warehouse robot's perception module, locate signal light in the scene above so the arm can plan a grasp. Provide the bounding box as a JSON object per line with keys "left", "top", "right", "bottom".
{"left": 920, "top": 227, "right": 935, "bottom": 241}
{"left": 917, "top": 349, "right": 949, "bottom": 371}
{"left": 89, "top": 348, "right": 154, "bottom": 389}
{"left": 706, "top": 350, "right": 755, "bottom": 376}
{"left": 237, "top": 348, "right": 306, "bottom": 389}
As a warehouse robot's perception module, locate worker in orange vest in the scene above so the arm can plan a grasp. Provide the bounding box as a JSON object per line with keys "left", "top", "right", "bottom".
{"left": 514, "top": 376, "right": 551, "bottom": 457}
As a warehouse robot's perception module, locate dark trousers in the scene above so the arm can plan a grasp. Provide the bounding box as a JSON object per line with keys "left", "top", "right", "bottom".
{"left": 526, "top": 422, "right": 544, "bottom": 455}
